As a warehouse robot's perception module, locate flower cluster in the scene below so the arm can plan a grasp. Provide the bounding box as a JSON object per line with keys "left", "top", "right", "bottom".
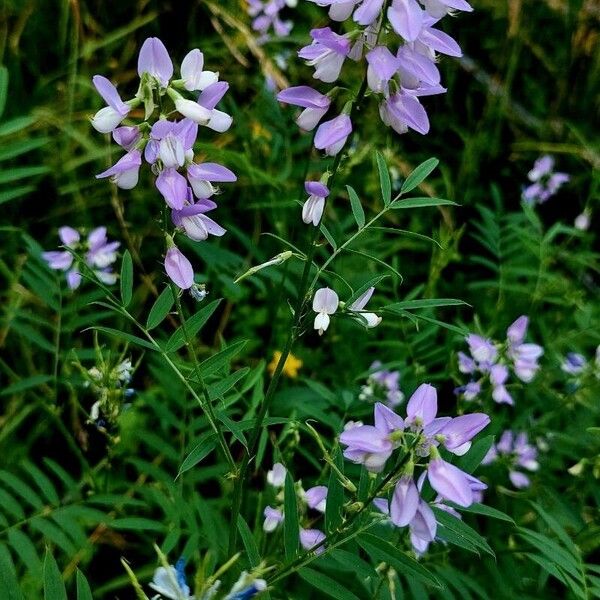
{"left": 482, "top": 430, "right": 539, "bottom": 489}
{"left": 91, "top": 37, "right": 236, "bottom": 294}
{"left": 43, "top": 226, "right": 119, "bottom": 290}
{"left": 359, "top": 361, "right": 404, "bottom": 407}
{"left": 312, "top": 286, "right": 382, "bottom": 335}
{"left": 150, "top": 558, "right": 267, "bottom": 600}
{"left": 262, "top": 462, "right": 328, "bottom": 554}
{"left": 340, "top": 383, "right": 490, "bottom": 554}
{"left": 248, "top": 0, "right": 297, "bottom": 44}
{"left": 276, "top": 0, "right": 472, "bottom": 159}
{"left": 522, "top": 155, "right": 569, "bottom": 205}
{"left": 455, "top": 316, "right": 543, "bottom": 406}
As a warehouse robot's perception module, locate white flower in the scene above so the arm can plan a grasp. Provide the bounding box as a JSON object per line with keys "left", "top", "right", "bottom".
{"left": 266, "top": 462, "right": 286, "bottom": 487}
{"left": 348, "top": 286, "right": 381, "bottom": 328}
{"left": 180, "top": 49, "right": 219, "bottom": 92}
{"left": 312, "top": 287, "right": 339, "bottom": 335}
{"left": 149, "top": 566, "right": 194, "bottom": 600}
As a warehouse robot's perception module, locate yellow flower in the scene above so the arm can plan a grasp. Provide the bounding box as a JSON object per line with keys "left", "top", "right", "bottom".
{"left": 268, "top": 351, "right": 303, "bottom": 378}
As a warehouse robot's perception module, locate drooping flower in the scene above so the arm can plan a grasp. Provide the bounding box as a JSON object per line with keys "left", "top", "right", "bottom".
{"left": 298, "top": 27, "right": 351, "bottom": 83}
{"left": 347, "top": 286, "right": 382, "bottom": 328}
{"left": 483, "top": 430, "right": 539, "bottom": 489}
{"left": 180, "top": 48, "right": 218, "bottom": 91}
{"left": 164, "top": 246, "right": 195, "bottom": 289}
{"left": 314, "top": 114, "right": 352, "bottom": 156}
{"left": 276, "top": 86, "right": 331, "bottom": 131}
{"left": 359, "top": 361, "right": 404, "bottom": 407}
{"left": 304, "top": 485, "right": 328, "bottom": 512}
{"left": 263, "top": 506, "right": 284, "bottom": 532}
{"left": 299, "top": 528, "right": 326, "bottom": 554}
{"left": 390, "top": 475, "right": 420, "bottom": 527}
{"left": 267, "top": 462, "right": 287, "bottom": 487}
{"left": 427, "top": 458, "right": 473, "bottom": 507}
{"left": 522, "top": 155, "right": 570, "bottom": 205}
{"left": 302, "top": 181, "right": 330, "bottom": 226}
{"left": 312, "top": 287, "right": 339, "bottom": 335}
{"left": 171, "top": 194, "right": 226, "bottom": 242}
{"left": 95, "top": 150, "right": 142, "bottom": 190}
{"left": 90, "top": 75, "right": 131, "bottom": 133}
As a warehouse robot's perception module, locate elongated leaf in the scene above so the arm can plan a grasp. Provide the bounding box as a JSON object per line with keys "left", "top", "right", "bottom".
{"left": 217, "top": 411, "right": 248, "bottom": 448}
{"left": 178, "top": 434, "right": 216, "bottom": 477}
{"left": 120, "top": 250, "right": 133, "bottom": 306}
{"left": 90, "top": 327, "right": 157, "bottom": 351}
{"left": 325, "top": 448, "right": 344, "bottom": 534}
{"left": 457, "top": 435, "right": 494, "bottom": 473}
{"left": 433, "top": 508, "right": 494, "bottom": 557}
{"left": 197, "top": 340, "right": 248, "bottom": 378}
{"left": 375, "top": 151, "right": 391, "bottom": 206}
{"left": 1, "top": 375, "right": 53, "bottom": 396}
{"left": 298, "top": 567, "right": 361, "bottom": 600}
{"left": 347, "top": 185, "right": 365, "bottom": 229}
{"left": 400, "top": 158, "right": 439, "bottom": 194}
{"left": 284, "top": 471, "right": 299, "bottom": 560}
{"left": 346, "top": 275, "right": 389, "bottom": 307}
{"left": 207, "top": 368, "right": 249, "bottom": 400}
{"left": 146, "top": 287, "right": 174, "bottom": 330}
{"left": 76, "top": 570, "right": 93, "bottom": 600}
{"left": 0, "top": 66, "right": 8, "bottom": 119}
{"left": 0, "top": 544, "right": 25, "bottom": 600}
{"left": 459, "top": 503, "right": 514, "bottom": 524}
{"left": 0, "top": 116, "right": 36, "bottom": 136}
{"left": 390, "top": 197, "right": 457, "bottom": 210}
{"left": 111, "top": 518, "right": 164, "bottom": 532}
{"left": 44, "top": 549, "right": 67, "bottom": 600}
{"left": 165, "top": 299, "right": 221, "bottom": 352}
{"left": 237, "top": 516, "right": 261, "bottom": 568}
{"left": 386, "top": 298, "right": 467, "bottom": 311}
{"left": 0, "top": 165, "right": 50, "bottom": 184}
{"left": 320, "top": 223, "right": 337, "bottom": 250}
{"left": 357, "top": 533, "right": 441, "bottom": 587}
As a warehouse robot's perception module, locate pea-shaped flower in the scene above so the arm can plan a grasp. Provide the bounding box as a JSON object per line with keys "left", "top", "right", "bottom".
{"left": 302, "top": 181, "right": 329, "bottom": 226}
{"left": 312, "top": 287, "right": 339, "bottom": 335}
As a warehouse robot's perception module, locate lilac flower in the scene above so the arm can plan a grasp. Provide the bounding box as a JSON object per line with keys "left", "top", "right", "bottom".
{"left": 360, "top": 361, "right": 404, "bottom": 407}
{"left": 172, "top": 193, "right": 226, "bottom": 241}
{"left": 436, "top": 413, "right": 490, "bottom": 456}
{"left": 390, "top": 476, "right": 420, "bottom": 526}
{"left": 507, "top": 315, "right": 528, "bottom": 345}
{"left": 304, "top": 485, "right": 328, "bottom": 512}
{"left": 43, "top": 227, "right": 119, "bottom": 290}
{"left": 157, "top": 168, "right": 189, "bottom": 210}
{"left": 298, "top": 27, "right": 351, "bottom": 83}
{"left": 187, "top": 162, "right": 237, "bottom": 199}
{"left": 405, "top": 383, "right": 437, "bottom": 428}
{"left": 263, "top": 506, "right": 284, "bottom": 532}
{"left": 340, "top": 402, "right": 403, "bottom": 472}
{"left": 408, "top": 499, "right": 437, "bottom": 554}
{"left": 267, "top": 462, "right": 287, "bottom": 487}
{"left": 95, "top": 150, "right": 142, "bottom": 190}
{"left": 427, "top": 458, "right": 473, "bottom": 507}
{"left": 90, "top": 75, "right": 131, "bottom": 133}
{"left": 387, "top": 0, "right": 424, "bottom": 42}
{"left": 421, "top": 0, "right": 473, "bottom": 18}
{"left": 195, "top": 82, "right": 233, "bottom": 132}
{"left": 276, "top": 86, "right": 331, "bottom": 131}
{"left": 484, "top": 430, "right": 539, "bottom": 489}
{"left": 348, "top": 286, "right": 382, "bottom": 328}
{"left": 490, "top": 364, "right": 513, "bottom": 405}
{"left": 562, "top": 353, "right": 586, "bottom": 375}
{"left": 248, "top": 0, "right": 295, "bottom": 44}
{"left": 466, "top": 334, "right": 498, "bottom": 370}
{"left": 522, "top": 155, "right": 570, "bottom": 205}
{"left": 165, "top": 246, "right": 194, "bottom": 289}
{"left": 302, "top": 181, "right": 329, "bottom": 226}
{"left": 379, "top": 93, "right": 429, "bottom": 135}
{"left": 112, "top": 126, "right": 140, "bottom": 150}
{"left": 454, "top": 380, "right": 481, "bottom": 402}
{"left": 511, "top": 343, "right": 543, "bottom": 383}
{"left": 312, "top": 287, "right": 339, "bottom": 335}
{"left": 457, "top": 351, "right": 476, "bottom": 374}
{"left": 300, "top": 528, "right": 326, "bottom": 554}
{"left": 138, "top": 37, "right": 173, "bottom": 87}
{"left": 180, "top": 49, "right": 218, "bottom": 91}
{"left": 366, "top": 46, "right": 400, "bottom": 94}
{"left": 314, "top": 114, "right": 352, "bottom": 156}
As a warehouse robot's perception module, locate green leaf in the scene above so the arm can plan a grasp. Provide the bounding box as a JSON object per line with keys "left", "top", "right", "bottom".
{"left": 44, "top": 549, "right": 67, "bottom": 600}
{"left": 433, "top": 508, "right": 495, "bottom": 557}
{"left": 120, "top": 250, "right": 133, "bottom": 306}
{"left": 385, "top": 298, "right": 467, "bottom": 311}
{"left": 298, "top": 567, "right": 362, "bottom": 600}
{"left": 1, "top": 375, "right": 53, "bottom": 396}
{"left": 400, "top": 158, "right": 439, "bottom": 194}
{"left": 0, "top": 116, "right": 36, "bottom": 136}
{"left": 178, "top": 434, "right": 216, "bottom": 477}
{"left": 346, "top": 185, "right": 365, "bottom": 229}
{"left": 375, "top": 151, "right": 391, "bottom": 206}
{"left": 357, "top": 533, "right": 441, "bottom": 587}
{"left": 390, "top": 196, "right": 457, "bottom": 210}
{"left": 0, "top": 66, "right": 8, "bottom": 119}
{"left": 90, "top": 327, "right": 157, "bottom": 351}
{"left": 320, "top": 223, "right": 337, "bottom": 250}
{"left": 196, "top": 340, "right": 248, "bottom": 378}
{"left": 217, "top": 411, "right": 248, "bottom": 448}
{"left": 76, "top": 570, "right": 93, "bottom": 600}
{"left": 237, "top": 516, "right": 261, "bottom": 568}
{"left": 0, "top": 544, "right": 25, "bottom": 600}
{"left": 146, "top": 287, "right": 175, "bottom": 330}
{"left": 165, "top": 299, "right": 221, "bottom": 352}
{"left": 111, "top": 518, "right": 164, "bottom": 532}
{"left": 208, "top": 368, "right": 249, "bottom": 400}
{"left": 0, "top": 165, "right": 50, "bottom": 184}
{"left": 459, "top": 503, "right": 515, "bottom": 524}
{"left": 457, "top": 435, "right": 495, "bottom": 474}
{"left": 325, "top": 448, "right": 344, "bottom": 534}
{"left": 284, "top": 471, "right": 299, "bottom": 560}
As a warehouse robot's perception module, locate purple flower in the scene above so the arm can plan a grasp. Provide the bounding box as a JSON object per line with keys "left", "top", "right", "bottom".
{"left": 366, "top": 46, "right": 400, "bottom": 94}
{"left": 86, "top": 227, "right": 120, "bottom": 269}
{"left": 277, "top": 86, "right": 331, "bottom": 131}
{"left": 421, "top": 0, "right": 473, "bottom": 19}
{"left": 90, "top": 75, "right": 131, "bottom": 133}
{"left": 156, "top": 168, "right": 189, "bottom": 210}
{"left": 314, "top": 114, "right": 352, "bottom": 156}
{"left": 363, "top": 361, "right": 403, "bottom": 407}
{"left": 95, "top": 150, "right": 142, "bottom": 190}
{"left": 298, "top": 27, "right": 351, "bottom": 83}
{"left": 489, "top": 364, "right": 513, "bottom": 405}
{"left": 300, "top": 528, "right": 326, "bottom": 554}
{"left": 509, "top": 471, "right": 530, "bottom": 489}
{"left": 427, "top": 458, "right": 473, "bottom": 507}
{"left": 302, "top": 181, "right": 329, "bottom": 226}
{"left": 379, "top": 92, "right": 429, "bottom": 135}
{"left": 304, "top": 485, "right": 328, "bottom": 512}
{"left": 437, "top": 413, "right": 490, "bottom": 456}
{"left": 263, "top": 506, "right": 284, "bottom": 532}
{"left": 165, "top": 247, "right": 194, "bottom": 289}
{"left": 138, "top": 37, "right": 173, "bottom": 87}
{"left": 390, "top": 476, "right": 420, "bottom": 526}
{"left": 454, "top": 380, "right": 481, "bottom": 402}
{"left": 405, "top": 383, "right": 437, "bottom": 428}
{"left": 312, "top": 287, "right": 339, "bottom": 335}
{"left": 457, "top": 351, "right": 476, "bottom": 374}
{"left": 267, "top": 462, "right": 287, "bottom": 487}
{"left": 409, "top": 499, "right": 437, "bottom": 554}
{"left": 522, "top": 155, "right": 569, "bottom": 205}
{"left": 172, "top": 195, "right": 226, "bottom": 241}
{"left": 562, "top": 352, "right": 586, "bottom": 375}
{"left": 112, "top": 126, "right": 140, "bottom": 150}
{"left": 507, "top": 315, "right": 528, "bottom": 345}
{"left": 187, "top": 162, "right": 237, "bottom": 199}
{"left": 466, "top": 334, "right": 497, "bottom": 370}
{"left": 387, "top": 0, "right": 424, "bottom": 42}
